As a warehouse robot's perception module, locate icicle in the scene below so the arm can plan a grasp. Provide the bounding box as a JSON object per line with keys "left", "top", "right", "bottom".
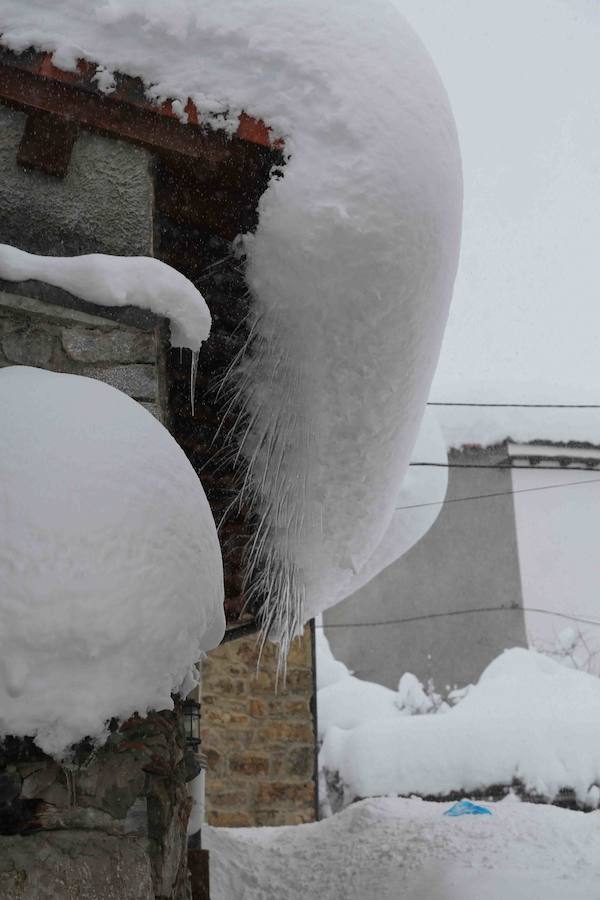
{"left": 190, "top": 349, "right": 199, "bottom": 416}
{"left": 63, "top": 762, "right": 77, "bottom": 807}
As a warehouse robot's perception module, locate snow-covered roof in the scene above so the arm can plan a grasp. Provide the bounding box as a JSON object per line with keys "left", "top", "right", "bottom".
{"left": 437, "top": 406, "right": 600, "bottom": 453}
{"left": 0, "top": 1, "right": 463, "bottom": 651}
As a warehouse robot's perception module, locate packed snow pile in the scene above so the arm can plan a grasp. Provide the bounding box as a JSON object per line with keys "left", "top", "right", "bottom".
{"left": 0, "top": 244, "right": 211, "bottom": 350}
{"left": 318, "top": 643, "right": 600, "bottom": 810}
{"left": 316, "top": 629, "right": 446, "bottom": 738}
{"left": 0, "top": 0, "right": 463, "bottom": 647}
{"left": 204, "top": 796, "right": 600, "bottom": 900}
{"left": 0, "top": 366, "right": 225, "bottom": 757}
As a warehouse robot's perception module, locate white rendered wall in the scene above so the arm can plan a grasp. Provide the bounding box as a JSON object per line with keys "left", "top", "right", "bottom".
{"left": 512, "top": 466, "right": 600, "bottom": 673}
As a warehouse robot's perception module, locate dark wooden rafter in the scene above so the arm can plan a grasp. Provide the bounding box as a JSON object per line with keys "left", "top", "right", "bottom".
{"left": 17, "top": 109, "right": 78, "bottom": 177}
{"left": 0, "top": 46, "right": 282, "bottom": 159}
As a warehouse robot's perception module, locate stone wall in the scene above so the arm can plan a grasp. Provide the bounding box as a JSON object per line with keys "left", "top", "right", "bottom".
{"left": 0, "top": 709, "right": 196, "bottom": 900}
{"left": 201, "top": 626, "right": 317, "bottom": 827}
{"left": 0, "top": 289, "right": 165, "bottom": 420}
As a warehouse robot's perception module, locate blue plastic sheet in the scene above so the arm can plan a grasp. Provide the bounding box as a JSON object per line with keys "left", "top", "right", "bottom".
{"left": 443, "top": 800, "right": 492, "bottom": 817}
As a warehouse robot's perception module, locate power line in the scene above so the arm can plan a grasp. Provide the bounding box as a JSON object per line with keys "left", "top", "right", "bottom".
{"left": 428, "top": 401, "right": 600, "bottom": 409}
{"left": 395, "top": 474, "right": 600, "bottom": 512}
{"left": 316, "top": 605, "right": 600, "bottom": 630}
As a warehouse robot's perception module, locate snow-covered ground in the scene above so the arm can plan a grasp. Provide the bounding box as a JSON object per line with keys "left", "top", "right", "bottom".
{"left": 317, "top": 632, "right": 600, "bottom": 812}
{"left": 204, "top": 795, "right": 600, "bottom": 900}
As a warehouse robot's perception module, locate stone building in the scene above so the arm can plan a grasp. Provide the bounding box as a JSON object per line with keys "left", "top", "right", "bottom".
{"left": 0, "top": 47, "right": 317, "bottom": 899}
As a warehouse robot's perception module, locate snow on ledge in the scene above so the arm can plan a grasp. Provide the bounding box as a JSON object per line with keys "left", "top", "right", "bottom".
{"left": 0, "top": 243, "right": 211, "bottom": 350}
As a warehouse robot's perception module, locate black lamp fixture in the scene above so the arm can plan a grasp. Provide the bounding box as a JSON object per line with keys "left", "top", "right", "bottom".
{"left": 182, "top": 697, "right": 201, "bottom": 753}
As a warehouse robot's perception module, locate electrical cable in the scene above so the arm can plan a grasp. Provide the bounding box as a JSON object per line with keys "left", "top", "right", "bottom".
{"left": 394, "top": 475, "right": 600, "bottom": 512}
{"left": 428, "top": 401, "right": 600, "bottom": 409}
{"left": 315, "top": 606, "right": 600, "bottom": 630}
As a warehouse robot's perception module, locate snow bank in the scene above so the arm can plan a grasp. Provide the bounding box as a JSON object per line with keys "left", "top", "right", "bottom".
{"left": 316, "top": 630, "right": 445, "bottom": 737}
{"left": 0, "top": 366, "right": 224, "bottom": 757}
{"left": 315, "top": 627, "right": 351, "bottom": 692}
{"left": 319, "top": 648, "right": 600, "bottom": 808}
{"left": 204, "top": 796, "right": 600, "bottom": 900}
{"left": 0, "top": 0, "right": 463, "bottom": 646}
{"left": 0, "top": 244, "right": 211, "bottom": 350}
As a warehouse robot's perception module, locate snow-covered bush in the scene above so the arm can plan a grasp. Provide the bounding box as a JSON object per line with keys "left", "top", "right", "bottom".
{"left": 536, "top": 625, "right": 600, "bottom": 677}
{"left": 0, "top": 366, "right": 225, "bottom": 758}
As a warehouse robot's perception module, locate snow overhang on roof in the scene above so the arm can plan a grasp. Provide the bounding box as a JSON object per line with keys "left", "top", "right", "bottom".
{"left": 0, "top": 4, "right": 464, "bottom": 654}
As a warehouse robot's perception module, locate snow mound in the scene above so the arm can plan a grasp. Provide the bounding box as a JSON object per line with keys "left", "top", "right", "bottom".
{"left": 0, "top": 0, "right": 463, "bottom": 649}
{"left": 0, "top": 244, "right": 211, "bottom": 350}
{"left": 0, "top": 366, "right": 225, "bottom": 757}
{"left": 204, "top": 796, "right": 600, "bottom": 900}
{"left": 315, "top": 627, "right": 351, "bottom": 692}
{"left": 316, "top": 631, "right": 445, "bottom": 737}
{"left": 319, "top": 648, "right": 600, "bottom": 808}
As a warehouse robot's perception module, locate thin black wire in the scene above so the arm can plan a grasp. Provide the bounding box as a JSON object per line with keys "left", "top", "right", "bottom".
{"left": 395, "top": 474, "right": 600, "bottom": 511}
{"left": 315, "top": 606, "right": 600, "bottom": 630}
{"left": 428, "top": 401, "right": 600, "bottom": 409}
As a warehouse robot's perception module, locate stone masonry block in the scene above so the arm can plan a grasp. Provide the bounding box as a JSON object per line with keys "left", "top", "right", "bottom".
{"left": 208, "top": 810, "right": 252, "bottom": 828}
{"left": 260, "top": 722, "right": 315, "bottom": 746}
{"left": 256, "top": 782, "right": 315, "bottom": 808}
{"left": 286, "top": 746, "right": 314, "bottom": 779}
{"left": 62, "top": 326, "right": 156, "bottom": 364}
{"left": 2, "top": 327, "right": 55, "bottom": 367}
{"left": 229, "top": 753, "right": 270, "bottom": 777}
{"left": 83, "top": 364, "right": 157, "bottom": 401}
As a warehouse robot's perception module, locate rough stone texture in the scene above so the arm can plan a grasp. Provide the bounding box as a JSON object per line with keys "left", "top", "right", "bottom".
{"left": 62, "top": 327, "right": 156, "bottom": 364}
{"left": 0, "top": 831, "right": 154, "bottom": 900}
{"left": 83, "top": 364, "right": 158, "bottom": 401}
{"left": 201, "top": 628, "right": 317, "bottom": 827}
{"left": 0, "top": 291, "right": 164, "bottom": 412}
{"left": 0, "top": 710, "right": 193, "bottom": 900}
{"left": 0, "top": 106, "right": 153, "bottom": 257}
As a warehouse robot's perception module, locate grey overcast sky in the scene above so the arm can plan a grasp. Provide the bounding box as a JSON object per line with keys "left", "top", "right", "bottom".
{"left": 397, "top": 0, "right": 600, "bottom": 404}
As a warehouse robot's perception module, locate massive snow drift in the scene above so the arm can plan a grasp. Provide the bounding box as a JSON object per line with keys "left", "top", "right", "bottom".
{"left": 0, "top": 0, "right": 462, "bottom": 644}
{"left": 0, "top": 366, "right": 225, "bottom": 757}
